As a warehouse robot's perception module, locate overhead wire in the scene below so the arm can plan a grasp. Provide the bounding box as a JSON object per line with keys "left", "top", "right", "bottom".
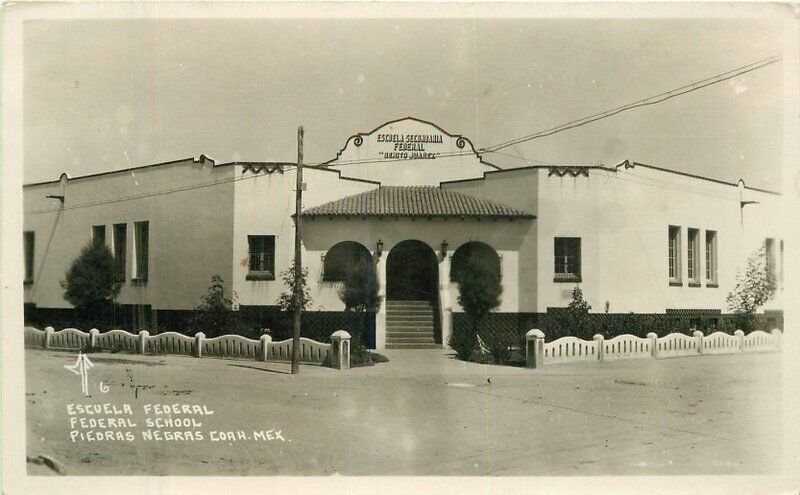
{"left": 25, "top": 55, "right": 781, "bottom": 215}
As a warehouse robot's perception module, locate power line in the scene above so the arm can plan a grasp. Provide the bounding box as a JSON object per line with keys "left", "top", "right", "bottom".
{"left": 310, "top": 55, "right": 780, "bottom": 168}
{"left": 26, "top": 167, "right": 285, "bottom": 215}
{"left": 26, "top": 56, "right": 780, "bottom": 213}
{"left": 481, "top": 56, "right": 782, "bottom": 153}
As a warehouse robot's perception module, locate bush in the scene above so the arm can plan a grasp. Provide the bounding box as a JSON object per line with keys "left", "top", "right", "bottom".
{"left": 338, "top": 261, "right": 382, "bottom": 313}
{"left": 276, "top": 263, "right": 313, "bottom": 315}
{"left": 350, "top": 340, "right": 389, "bottom": 367}
{"left": 478, "top": 327, "right": 518, "bottom": 364}
{"left": 448, "top": 324, "right": 477, "bottom": 361}
{"left": 338, "top": 260, "right": 381, "bottom": 349}
{"left": 191, "top": 275, "right": 246, "bottom": 337}
{"left": 727, "top": 242, "right": 776, "bottom": 318}
{"left": 60, "top": 241, "right": 121, "bottom": 326}
{"left": 456, "top": 258, "right": 502, "bottom": 328}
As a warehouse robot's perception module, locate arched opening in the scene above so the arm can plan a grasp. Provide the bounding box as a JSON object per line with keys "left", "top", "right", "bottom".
{"left": 450, "top": 241, "right": 501, "bottom": 283}
{"left": 385, "top": 240, "right": 441, "bottom": 346}
{"left": 324, "top": 241, "right": 376, "bottom": 349}
{"left": 386, "top": 240, "right": 438, "bottom": 302}
{"left": 323, "top": 241, "right": 372, "bottom": 282}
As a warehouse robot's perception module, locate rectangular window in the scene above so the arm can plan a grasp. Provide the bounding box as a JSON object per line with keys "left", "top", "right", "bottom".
{"left": 668, "top": 226, "right": 681, "bottom": 285}
{"left": 92, "top": 225, "right": 106, "bottom": 246}
{"left": 687, "top": 228, "right": 700, "bottom": 285}
{"left": 24, "top": 231, "right": 34, "bottom": 283}
{"left": 247, "top": 235, "right": 275, "bottom": 280}
{"left": 133, "top": 221, "right": 149, "bottom": 281}
{"left": 113, "top": 223, "right": 127, "bottom": 282}
{"left": 705, "top": 230, "right": 718, "bottom": 285}
{"left": 765, "top": 238, "right": 776, "bottom": 286}
{"left": 553, "top": 237, "right": 581, "bottom": 282}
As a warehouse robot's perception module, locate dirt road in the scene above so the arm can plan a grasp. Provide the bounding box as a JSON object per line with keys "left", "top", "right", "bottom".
{"left": 24, "top": 347, "right": 782, "bottom": 476}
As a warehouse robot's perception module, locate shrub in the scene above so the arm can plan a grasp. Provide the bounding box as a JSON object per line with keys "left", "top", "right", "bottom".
{"left": 338, "top": 261, "right": 382, "bottom": 313}
{"left": 276, "top": 263, "right": 314, "bottom": 315}
{"left": 191, "top": 275, "right": 245, "bottom": 337}
{"left": 542, "top": 287, "right": 596, "bottom": 339}
{"left": 350, "top": 340, "right": 389, "bottom": 368}
{"left": 60, "top": 241, "right": 121, "bottom": 326}
{"left": 338, "top": 261, "right": 381, "bottom": 348}
{"left": 453, "top": 257, "right": 502, "bottom": 361}
{"left": 478, "top": 327, "right": 518, "bottom": 365}
{"left": 448, "top": 323, "right": 477, "bottom": 361}
{"left": 727, "top": 242, "right": 776, "bottom": 316}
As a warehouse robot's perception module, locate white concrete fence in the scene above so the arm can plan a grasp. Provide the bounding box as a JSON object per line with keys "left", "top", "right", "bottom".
{"left": 24, "top": 326, "right": 351, "bottom": 371}
{"left": 525, "top": 328, "right": 782, "bottom": 368}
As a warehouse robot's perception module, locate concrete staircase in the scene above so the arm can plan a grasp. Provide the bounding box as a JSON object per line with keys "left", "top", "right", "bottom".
{"left": 385, "top": 300, "right": 439, "bottom": 349}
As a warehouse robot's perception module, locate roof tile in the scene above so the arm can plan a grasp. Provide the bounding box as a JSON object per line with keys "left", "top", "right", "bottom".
{"left": 301, "top": 186, "right": 535, "bottom": 218}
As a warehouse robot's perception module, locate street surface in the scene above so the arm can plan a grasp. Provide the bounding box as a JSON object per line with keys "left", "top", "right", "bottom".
{"left": 24, "top": 347, "right": 782, "bottom": 476}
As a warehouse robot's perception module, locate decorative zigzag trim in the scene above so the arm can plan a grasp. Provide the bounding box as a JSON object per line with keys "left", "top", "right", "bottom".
{"left": 547, "top": 166, "right": 590, "bottom": 178}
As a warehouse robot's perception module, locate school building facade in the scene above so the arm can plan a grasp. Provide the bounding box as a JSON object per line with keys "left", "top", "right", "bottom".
{"left": 22, "top": 117, "right": 785, "bottom": 348}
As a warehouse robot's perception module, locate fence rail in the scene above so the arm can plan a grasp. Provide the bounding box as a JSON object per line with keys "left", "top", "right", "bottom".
{"left": 24, "top": 326, "right": 350, "bottom": 370}
{"left": 527, "top": 328, "right": 781, "bottom": 368}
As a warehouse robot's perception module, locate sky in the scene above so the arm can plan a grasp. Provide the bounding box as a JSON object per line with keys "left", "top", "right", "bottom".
{"left": 23, "top": 16, "right": 786, "bottom": 189}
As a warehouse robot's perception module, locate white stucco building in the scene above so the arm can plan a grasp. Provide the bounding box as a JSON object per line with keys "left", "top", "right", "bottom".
{"left": 23, "top": 118, "right": 785, "bottom": 348}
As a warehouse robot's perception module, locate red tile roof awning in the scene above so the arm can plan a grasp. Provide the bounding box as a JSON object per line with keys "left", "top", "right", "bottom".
{"left": 301, "top": 186, "right": 535, "bottom": 219}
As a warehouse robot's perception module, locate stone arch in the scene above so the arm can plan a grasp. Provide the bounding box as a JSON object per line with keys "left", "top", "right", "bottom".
{"left": 450, "top": 241, "right": 501, "bottom": 283}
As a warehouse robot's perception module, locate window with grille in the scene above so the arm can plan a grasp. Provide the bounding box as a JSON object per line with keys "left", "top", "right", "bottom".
{"left": 668, "top": 226, "right": 681, "bottom": 284}
{"left": 133, "top": 221, "right": 149, "bottom": 281}
{"left": 705, "top": 230, "right": 717, "bottom": 285}
{"left": 553, "top": 237, "right": 581, "bottom": 282}
{"left": 687, "top": 228, "right": 700, "bottom": 284}
{"left": 24, "top": 231, "right": 34, "bottom": 283}
{"left": 247, "top": 235, "right": 275, "bottom": 280}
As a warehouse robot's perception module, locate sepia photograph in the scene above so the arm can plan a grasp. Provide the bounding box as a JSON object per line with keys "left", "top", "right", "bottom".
{"left": 2, "top": 2, "right": 799, "bottom": 493}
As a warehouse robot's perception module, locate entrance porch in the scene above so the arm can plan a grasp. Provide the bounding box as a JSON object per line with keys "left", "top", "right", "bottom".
{"left": 299, "top": 185, "right": 536, "bottom": 350}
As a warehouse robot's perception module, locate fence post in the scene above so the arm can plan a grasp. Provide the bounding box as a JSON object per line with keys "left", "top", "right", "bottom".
{"left": 771, "top": 329, "right": 781, "bottom": 350}
{"left": 330, "top": 330, "right": 351, "bottom": 370}
{"left": 138, "top": 330, "right": 149, "bottom": 354}
{"left": 734, "top": 329, "right": 744, "bottom": 352}
{"left": 647, "top": 332, "right": 658, "bottom": 358}
{"left": 89, "top": 328, "right": 99, "bottom": 349}
{"left": 693, "top": 330, "right": 704, "bottom": 355}
{"left": 260, "top": 333, "right": 272, "bottom": 362}
{"left": 593, "top": 334, "right": 605, "bottom": 362}
{"left": 525, "top": 329, "right": 545, "bottom": 369}
{"left": 194, "top": 332, "right": 205, "bottom": 358}
{"left": 44, "top": 326, "right": 54, "bottom": 349}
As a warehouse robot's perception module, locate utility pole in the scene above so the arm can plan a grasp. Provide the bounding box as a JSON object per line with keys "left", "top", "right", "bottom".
{"left": 291, "top": 126, "right": 304, "bottom": 375}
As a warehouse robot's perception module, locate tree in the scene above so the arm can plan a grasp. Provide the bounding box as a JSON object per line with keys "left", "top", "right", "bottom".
{"left": 61, "top": 241, "right": 120, "bottom": 323}
{"left": 450, "top": 257, "right": 502, "bottom": 360}
{"left": 566, "top": 286, "right": 593, "bottom": 336}
{"left": 548, "top": 287, "right": 594, "bottom": 339}
{"left": 192, "top": 275, "right": 242, "bottom": 337}
{"left": 277, "top": 264, "right": 313, "bottom": 315}
{"left": 338, "top": 261, "right": 381, "bottom": 313}
{"left": 338, "top": 260, "right": 382, "bottom": 350}
{"left": 726, "top": 243, "right": 776, "bottom": 324}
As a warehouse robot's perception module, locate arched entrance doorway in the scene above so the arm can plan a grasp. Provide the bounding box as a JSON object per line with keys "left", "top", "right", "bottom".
{"left": 385, "top": 240, "right": 441, "bottom": 347}
{"left": 386, "top": 240, "right": 438, "bottom": 301}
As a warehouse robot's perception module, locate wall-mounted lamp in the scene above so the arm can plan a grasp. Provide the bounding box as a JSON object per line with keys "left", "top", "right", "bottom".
{"left": 376, "top": 239, "right": 384, "bottom": 257}
{"left": 441, "top": 240, "right": 449, "bottom": 259}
